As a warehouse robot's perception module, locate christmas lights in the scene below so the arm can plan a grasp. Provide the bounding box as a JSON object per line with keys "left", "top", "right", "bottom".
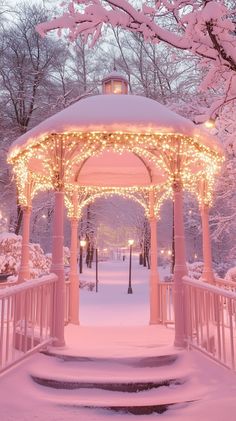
{"left": 7, "top": 130, "right": 224, "bottom": 213}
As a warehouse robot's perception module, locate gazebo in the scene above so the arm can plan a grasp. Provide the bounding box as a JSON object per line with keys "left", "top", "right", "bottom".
{"left": 7, "top": 72, "right": 224, "bottom": 349}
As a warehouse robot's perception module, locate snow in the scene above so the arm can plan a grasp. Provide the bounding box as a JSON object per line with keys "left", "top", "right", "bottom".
{"left": 225, "top": 267, "right": 236, "bottom": 283}
{"left": 184, "top": 275, "right": 236, "bottom": 299}
{"left": 102, "top": 71, "right": 128, "bottom": 81}
{"left": 79, "top": 257, "right": 152, "bottom": 327}
{"left": 0, "top": 258, "right": 236, "bottom": 420}
{"left": 9, "top": 94, "right": 223, "bottom": 158}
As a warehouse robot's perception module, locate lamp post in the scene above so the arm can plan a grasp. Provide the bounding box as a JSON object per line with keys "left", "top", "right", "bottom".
{"left": 79, "top": 239, "right": 86, "bottom": 274}
{"left": 127, "top": 239, "right": 134, "bottom": 294}
{"left": 95, "top": 248, "right": 99, "bottom": 292}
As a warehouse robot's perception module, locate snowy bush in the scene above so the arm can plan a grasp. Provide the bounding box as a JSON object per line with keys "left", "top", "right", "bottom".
{"left": 46, "top": 247, "right": 70, "bottom": 267}
{"left": 163, "top": 261, "right": 204, "bottom": 281}
{"left": 163, "top": 274, "right": 173, "bottom": 282}
{"left": 64, "top": 268, "right": 95, "bottom": 291}
{"left": 0, "top": 233, "right": 50, "bottom": 278}
{"left": 187, "top": 261, "right": 204, "bottom": 280}
{"left": 79, "top": 280, "right": 95, "bottom": 291}
{"left": 63, "top": 247, "right": 70, "bottom": 265}
{"left": 224, "top": 267, "right": 236, "bottom": 283}
{"left": 214, "top": 262, "right": 233, "bottom": 278}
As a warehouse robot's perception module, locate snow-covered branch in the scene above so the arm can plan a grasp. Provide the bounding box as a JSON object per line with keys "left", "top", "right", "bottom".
{"left": 36, "top": 1, "right": 236, "bottom": 110}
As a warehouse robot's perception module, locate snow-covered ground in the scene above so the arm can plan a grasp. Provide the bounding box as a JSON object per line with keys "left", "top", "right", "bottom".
{"left": 0, "top": 258, "right": 236, "bottom": 421}
{"left": 79, "top": 255, "right": 170, "bottom": 326}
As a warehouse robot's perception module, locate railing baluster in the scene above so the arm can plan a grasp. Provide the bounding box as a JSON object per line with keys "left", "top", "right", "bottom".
{"left": 228, "top": 299, "right": 235, "bottom": 370}
{"left": 5, "top": 297, "right": 10, "bottom": 363}
{"left": 0, "top": 298, "right": 5, "bottom": 366}
{"left": 205, "top": 291, "right": 210, "bottom": 353}
{"left": 0, "top": 274, "right": 58, "bottom": 374}
{"left": 183, "top": 277, "right": 236, "bottom": 371}
{"left": 220, "top": 295, "right": 226, "bottom": 364}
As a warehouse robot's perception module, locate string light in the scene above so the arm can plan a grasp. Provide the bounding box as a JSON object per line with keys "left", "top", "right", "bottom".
{"left": 7, "top": 130, "right": 224, "bottom": 213}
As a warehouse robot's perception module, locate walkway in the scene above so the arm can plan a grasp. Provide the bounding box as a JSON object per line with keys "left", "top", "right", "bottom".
{"left": 79, "top": 255, "right": 168, "bottom": 326}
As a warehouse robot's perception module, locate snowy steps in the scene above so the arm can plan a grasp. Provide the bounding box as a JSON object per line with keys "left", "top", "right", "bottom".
{"left": 29, "top": 351, "right": 200, "bottom": 416}
{"left": 31, "top": 374, "right": 183, "bottom": 392}
{"left": 41, "top": 350, "right": 178, "bottom": 367}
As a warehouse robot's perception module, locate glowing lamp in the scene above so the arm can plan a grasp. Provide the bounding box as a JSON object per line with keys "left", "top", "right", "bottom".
{"left": 102, "top": 71, "right": 128, "bottom": 95}
{"left": 80, "top": 239, "right": 86, "bottom": 248}
{"left": 204, "top": 118, "right": 215, "bottom": 129}
{"left": 128, "top": 239, "right": 134, "bottom": 246}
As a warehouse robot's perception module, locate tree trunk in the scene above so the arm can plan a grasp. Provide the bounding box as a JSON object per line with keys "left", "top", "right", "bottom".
{"left": 15, "top": 203, "right": 23, "bottom": 235}
{"left": 139, "top": 253, "right": 143, "bottom": 265}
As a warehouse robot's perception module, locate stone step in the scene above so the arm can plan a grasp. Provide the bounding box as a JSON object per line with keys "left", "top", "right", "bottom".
{"left": 42, "top": 351, "right": 178, "bottom": 367}
{"left": 31, "top": 374, "right": 183, "bottom": 392}
{"left": 80, "top": 400, "right": 195, "bottom": 415}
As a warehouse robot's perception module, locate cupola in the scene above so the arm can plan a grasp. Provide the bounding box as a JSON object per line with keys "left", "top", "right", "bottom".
{"left": 102, "top": 71, "right": 128, "bottom": 95}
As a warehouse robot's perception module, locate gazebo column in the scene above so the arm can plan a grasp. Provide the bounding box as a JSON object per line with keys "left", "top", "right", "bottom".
{"left": 18, "top": 206, "right": 31, "bottom": 283}
{"left": 69, "top": 218, "right": 79, "bottom": 324}
{"left": 200, "top": 204, "right": 214, "bottom": 283}
{"left": 173, "top": 180, "right": 188, "bottom": 348}
{"left": 51, "top": 190, "right": 65, "bottom": 347}
{"left": 149, "top": 189, "right": 160, "bottom": 324}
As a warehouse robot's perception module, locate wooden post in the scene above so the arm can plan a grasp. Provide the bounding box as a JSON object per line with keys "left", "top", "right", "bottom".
{"left": 69, "top": 218, "right": 79, "bottom": 324}
{"left": 173, "top": 180, "right": 188, "bottom": 347}
{"left": 149, "top": 189, "right": 160, "bottom": 324}
{"left": 18, "top": 206, "right": 31, "bottom": 283}
{"left": 51, "top": 191, "right": 65, "bottom": 347}
{"left": 201, "top": 204, "right": 214, "bottom": 283}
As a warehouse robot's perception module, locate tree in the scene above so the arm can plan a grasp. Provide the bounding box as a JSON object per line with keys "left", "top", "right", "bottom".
{"left": 111, "top": 29, "right": 201, "bottom": 104}
{"left": 209, "top": 104, "right": 236, "bottom": 262}
{"left": 0, "top": 3, "right": 69, "bottom": 135}
{"left": 37, "top": 0, "right": 236, "bottom": 116}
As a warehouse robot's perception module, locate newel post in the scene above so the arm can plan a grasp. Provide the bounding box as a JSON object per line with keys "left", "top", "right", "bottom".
{"left": 69, "top": 218, "right": 79, "bottom": 324}
{"left": 51, "top": 190, "right": 65, "bottom": 347}
{"left": 173, "top": 180, "right": 188, "bottom": 348}
{"left": 200, "top": 204, "right": 214, "bottom": 283}
{"left": 18, "top": 206, "right": 32, "bottom": 283}
{"left": 149, "top": 189, "right": 160, "bottom": 324}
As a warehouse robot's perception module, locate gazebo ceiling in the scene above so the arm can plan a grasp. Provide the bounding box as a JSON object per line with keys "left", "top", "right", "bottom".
{"left": 75, "top": 151, "right": 165, "bottom": 187}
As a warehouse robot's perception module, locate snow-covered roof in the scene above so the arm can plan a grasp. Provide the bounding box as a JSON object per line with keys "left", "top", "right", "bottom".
{"left": 102, "top": 71, "right": 128, "bottom": 82}
{"left": 9, "top": 94, "right": 223, "bottom": 156}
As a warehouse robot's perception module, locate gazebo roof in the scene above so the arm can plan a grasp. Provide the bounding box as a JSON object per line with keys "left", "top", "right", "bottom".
{"left": 102, "top": 71, "right": 128, "bottom": 82}
{"left": 7, "top": 92, "right": 224, "bottom": 215}
{"left": 9, "top": 94, "right": 223, "bottom": 157}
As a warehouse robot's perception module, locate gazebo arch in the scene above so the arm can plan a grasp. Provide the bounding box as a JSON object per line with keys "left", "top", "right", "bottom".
{"left": 7, "top": 72, "right": 224, "bottom": 348}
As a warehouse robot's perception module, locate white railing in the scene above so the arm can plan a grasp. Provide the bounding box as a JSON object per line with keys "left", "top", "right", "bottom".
{"left": 158, "top": 281, "right": 174, "bottom": 324}
{"left": 214, "top": 277, "right": 236, "bottom": 292}
{"left": 0, "top": 274, "right": 57, "bottom": 374}
{"left": 183, "top": 277, "right": 236, "bottom": 371}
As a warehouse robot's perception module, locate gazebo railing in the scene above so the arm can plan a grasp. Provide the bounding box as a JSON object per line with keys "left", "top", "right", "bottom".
{"left": 158, "top": 281, "right": 174, "bottom": 324}
{"left": 0, "top": 274, "right": 57, "bottom": 374}
{"left": 214, "top": 277, "right": 236, "bottom": 292}
{"left": 183, "top": 277, "right": 236, "bottom": 371}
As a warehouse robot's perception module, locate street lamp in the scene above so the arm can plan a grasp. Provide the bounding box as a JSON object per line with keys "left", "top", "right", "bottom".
{"left": 127, "top": 239, "right": 134, "bottom": 294}
{"left": 95, "top": 248, "right": 99, "bottom": 292}
{"left": 79, "top": 239, "right": 86, "bottom": 274}
{"left": 204, "top": 118, "right": 216, "bottom": 129}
